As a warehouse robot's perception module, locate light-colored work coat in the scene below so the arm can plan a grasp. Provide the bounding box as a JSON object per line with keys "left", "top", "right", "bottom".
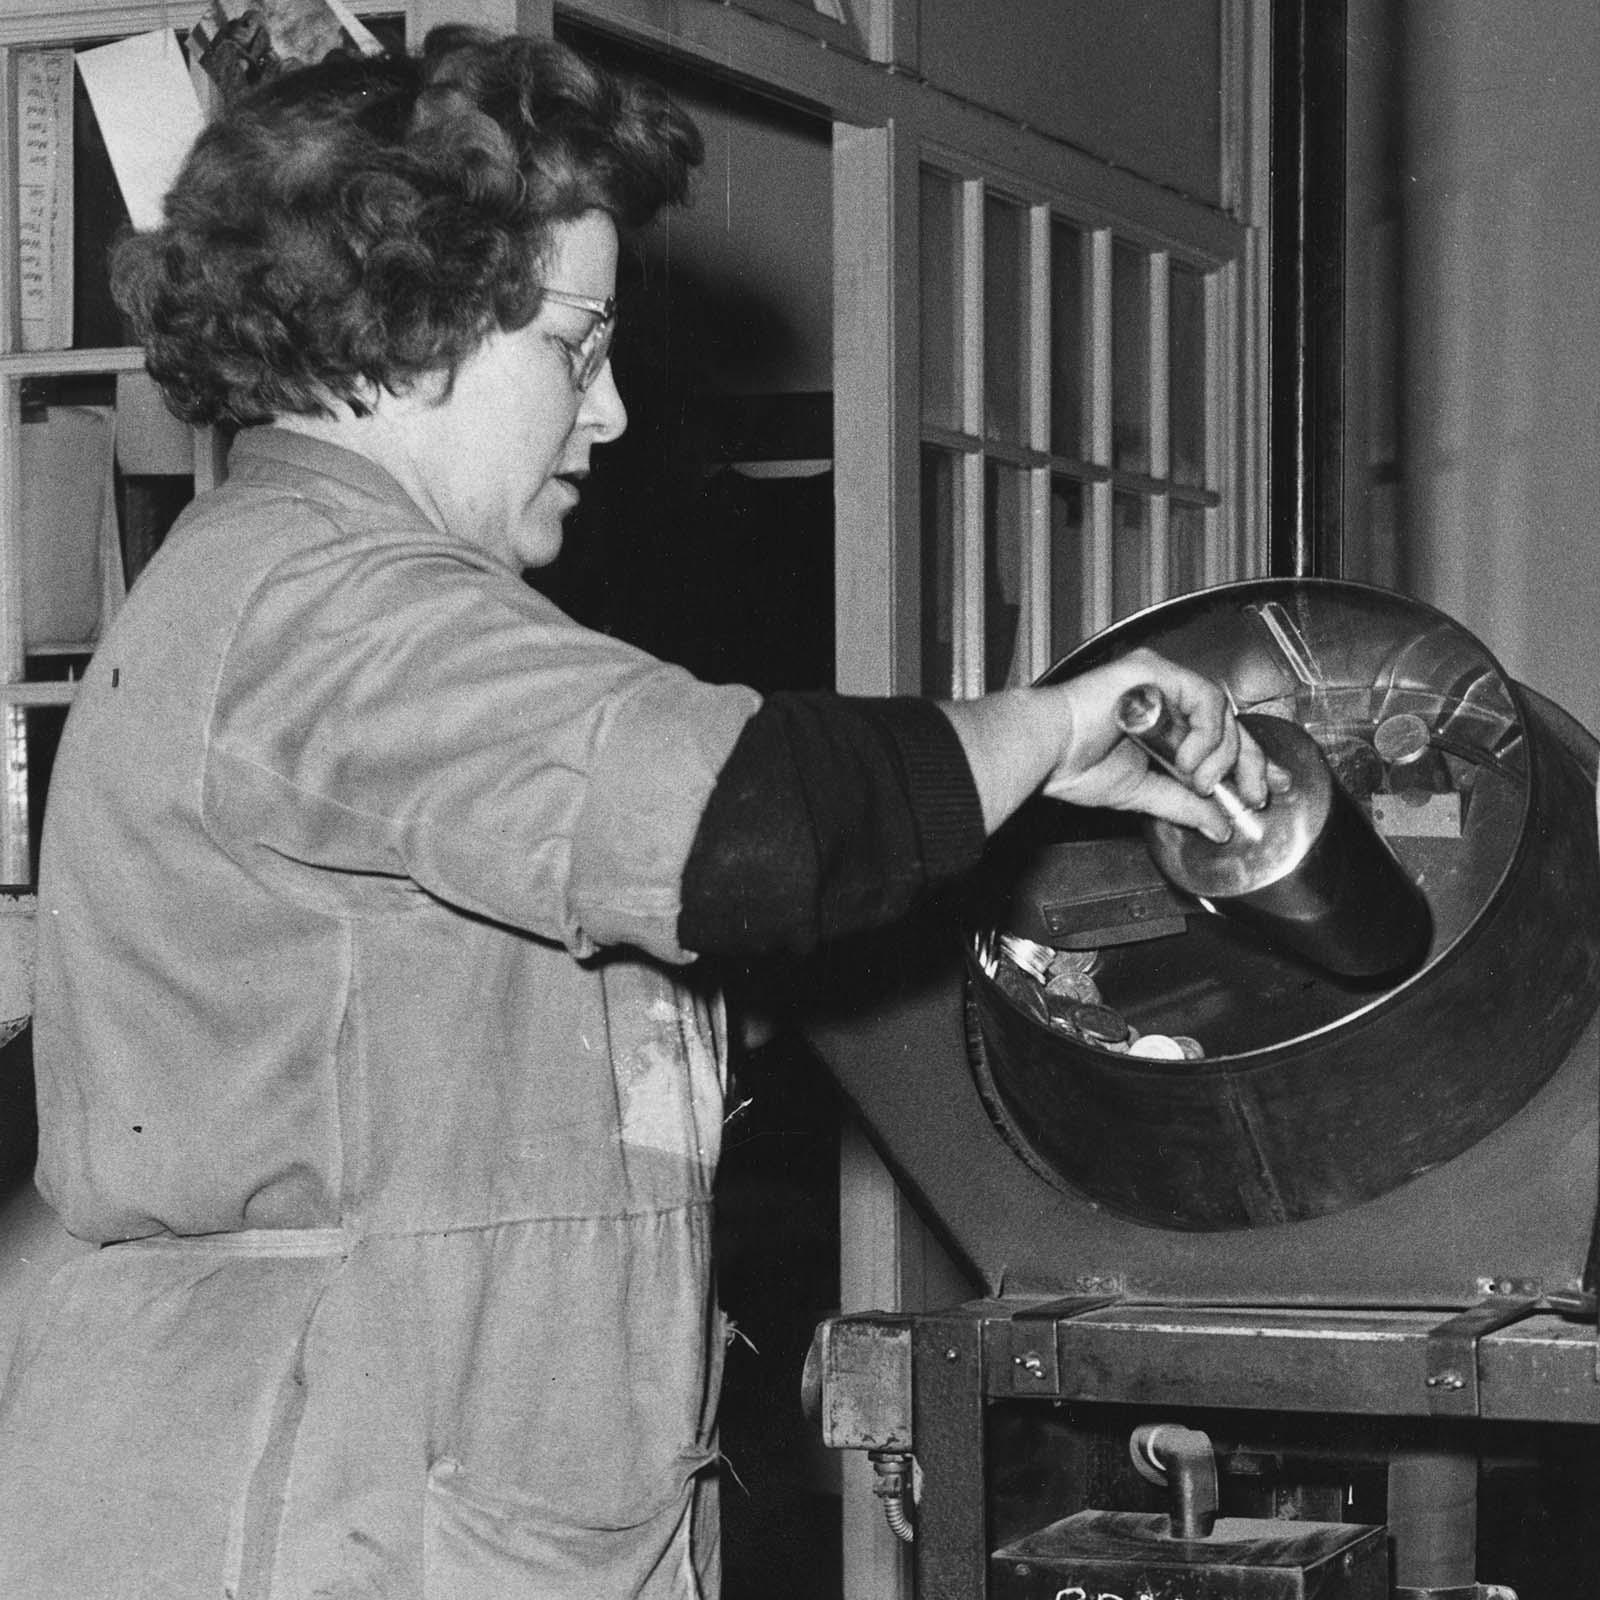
{"left": 0, "top": 428, "right": 760, "bottom": 1597}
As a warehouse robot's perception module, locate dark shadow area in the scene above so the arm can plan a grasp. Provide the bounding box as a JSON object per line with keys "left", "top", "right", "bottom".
{"left": 0, "top": 1029, "right": 36, "bottom": 1189}
{"left": 716, "top": 1029, "right": 844, "bottom": 1600}
{"left": 532, "top": 240, "right": 834, "bottom": 694}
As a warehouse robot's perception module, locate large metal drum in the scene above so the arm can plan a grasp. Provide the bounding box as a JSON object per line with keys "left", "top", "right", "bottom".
{"left": 966, "top": 578, "right": 1600, "bottom": 1231}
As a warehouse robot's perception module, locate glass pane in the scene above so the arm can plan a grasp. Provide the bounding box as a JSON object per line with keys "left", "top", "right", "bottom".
{"left": 1170, "top": 261, "right": 1207, "bottom": 488}
{"left": 21, "top": 702, "right": 68, "bottom": 884}
{"left": 1112, "top": 241, "right": 1151, "bottom": 475}
{"left": 920, "top": 445, "right": 957, "bottom": 697}
{"left": 920, "top": 169, "right": 962, "bottom": 431}
{"left": 984, "top": 459, "right": 1024, "bottom": 691}
{"left": 1112, "top": 491, "right": 1149, "bottom": 619}
{"left": 1049, "top": 219, "right": 1086, "bottom": 461}
{"left": 983, "top": 195, "right": 1026, "bottom": 445}
{"left": 120, "top": 475, "right": 196, "bottom": 587}
{"left": 1049, "top": 474, "right": 1089, "bottom": 661}
{"left": 1169, "top": 500, "right": 1207, "bottom": 596}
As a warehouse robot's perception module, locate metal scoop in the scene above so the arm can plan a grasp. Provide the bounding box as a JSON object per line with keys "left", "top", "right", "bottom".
{"left": 1117, "top": 684, "right": 1433, "bottom": 982}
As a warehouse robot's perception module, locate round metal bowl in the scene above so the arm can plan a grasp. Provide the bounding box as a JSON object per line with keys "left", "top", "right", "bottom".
{"left": 966, "top": 578, "right": 1600, "bottom": 1231}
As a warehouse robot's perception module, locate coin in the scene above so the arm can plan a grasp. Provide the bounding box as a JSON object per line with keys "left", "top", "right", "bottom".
{"left": 1047, "top": 948, "right": 1101, "bottom": 980}
{"left": 1044, "top": 971, "right": 1102, "bottom": 1006}
{"left": 999, "top": 934, "right": 1053, "bottom": 981}
{"left": 1064, "top": 1003, "right": 1130, "bottom": 1046}
{"left": 1127, "top": 1034, "right": 1187, "bottom": 1060}
{"left": 994, "top": 962, "right": 1049, "bottom": 1024}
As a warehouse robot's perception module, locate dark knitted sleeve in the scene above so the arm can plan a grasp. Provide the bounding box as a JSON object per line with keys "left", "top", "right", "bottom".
{"left": 677, "top": 691, "right": 987, "bottom": 957}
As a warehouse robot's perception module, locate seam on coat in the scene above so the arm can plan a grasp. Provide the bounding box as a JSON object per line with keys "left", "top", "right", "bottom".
{"left": 595, "top": 951, "right": 631, "bottom": 1194}
{"left": 334, "top": 913, "right": 366, "bottom": 1233}
{"left": 350, "top": 1198, "right": 714, "bottom": 1241}
{"left": 229, "top": 1267, "right": 336, "bottom": 1600}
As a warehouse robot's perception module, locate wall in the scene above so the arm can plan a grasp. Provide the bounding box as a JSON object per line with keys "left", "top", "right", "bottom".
{"left": 649, "top": 82, "right": 832, "bottom": 395}
{"left": 1342, "top": 0, "right": 1403, "bottom": 591}
{"left": 1397, "top": 0, "right": 1600, "bottom": 733}
{"left": 918, "top": 0, "right": 1224, "bottom": 206}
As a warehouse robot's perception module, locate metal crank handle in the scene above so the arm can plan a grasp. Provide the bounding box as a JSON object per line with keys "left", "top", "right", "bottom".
{"left": 1116, "top": 683, "right": 1265, "bottom": 844}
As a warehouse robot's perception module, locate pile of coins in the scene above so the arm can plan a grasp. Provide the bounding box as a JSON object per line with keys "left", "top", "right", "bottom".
{"left": 988, "top": 932, "right": 1205, "bottom": 1061}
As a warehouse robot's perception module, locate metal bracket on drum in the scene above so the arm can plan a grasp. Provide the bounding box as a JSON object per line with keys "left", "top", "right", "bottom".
{"left": 1423, "top": 1296, "right": 1542, "bottom": 1415}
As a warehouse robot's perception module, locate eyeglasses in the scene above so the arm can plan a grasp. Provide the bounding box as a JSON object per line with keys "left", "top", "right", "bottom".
{"left": 540, "top": 288, "right": 617, "bottom": 392}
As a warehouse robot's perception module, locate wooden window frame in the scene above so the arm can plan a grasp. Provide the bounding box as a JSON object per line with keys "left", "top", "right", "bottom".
{"left": 903, "top": 149, "right": 1257, "bottom": 704}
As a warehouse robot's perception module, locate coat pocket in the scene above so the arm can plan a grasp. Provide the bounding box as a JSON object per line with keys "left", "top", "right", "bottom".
{"left": 424, "top": 1455, "right": 715, "bottom": 1599}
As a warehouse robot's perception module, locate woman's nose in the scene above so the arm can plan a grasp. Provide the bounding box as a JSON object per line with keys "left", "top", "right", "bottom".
{"left": 581, "top": 361, "right": 627, "bottom": 442}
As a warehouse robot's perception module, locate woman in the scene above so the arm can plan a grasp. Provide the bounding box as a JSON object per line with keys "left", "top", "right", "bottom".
{"left": 0, "top": 26, "right": 1270, "bottom": 1598}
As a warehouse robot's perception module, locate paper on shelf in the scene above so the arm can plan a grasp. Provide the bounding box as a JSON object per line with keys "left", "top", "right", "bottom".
{"left": 16, "top": 50, "right": 73, "bottom": 352}
{"left": 21, "top": 406, "right": 123, "bottom": 650}
{"left": 75, "top": 31, "right": 205, "bottom": 233}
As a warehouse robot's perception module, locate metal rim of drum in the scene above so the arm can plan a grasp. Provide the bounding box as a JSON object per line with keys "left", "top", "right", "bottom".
{"left": 965, "top": 577, "right": 1600, "bottom": 1232}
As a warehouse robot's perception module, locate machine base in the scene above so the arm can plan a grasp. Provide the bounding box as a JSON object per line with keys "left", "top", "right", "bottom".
{"left": 992, "top": 1511, "right": 1386, "bottom": 1600}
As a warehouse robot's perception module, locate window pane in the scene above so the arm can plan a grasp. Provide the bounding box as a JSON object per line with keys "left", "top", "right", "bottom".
{"left": 1169, "top": 500, "right": 1207, "bottom": 596}
{"left": 1171, "top": 261, "right": 1207, "bottom": 488}
{"left": 920, "top": 169, "right": 962, "bottom": 431}
{"left": 983, "top": 195, "right": 1026, "bottom": 445}
{"left": 1112, "top": 491, "right": 1149, "bottom": 619}
{"left": 920, "top": 445, "right": 957, "bottom": 697}
{"left": 1112, "top": 241, "right": 1150, "bottom": 475}
{"left": 1049, "top": 219, "right": 1086, "bottom": 461}
{"left": 1049, "top": 474, "right": 1089, "bottom": 662}
{"left": 984, "top": 459, "right": 1024, "bottom": 691}
{"left": 20, "top": 702, "right": 67, "bottom": 884}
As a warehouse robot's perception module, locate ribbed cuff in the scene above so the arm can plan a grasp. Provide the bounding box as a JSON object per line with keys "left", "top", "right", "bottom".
{"left": 865, "top": 695, "right": 988, "bottom": 885}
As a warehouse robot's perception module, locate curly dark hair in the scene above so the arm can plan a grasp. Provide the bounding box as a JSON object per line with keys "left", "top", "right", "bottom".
{"left": 111, "top": 27, "right": 703, "bottom": 426}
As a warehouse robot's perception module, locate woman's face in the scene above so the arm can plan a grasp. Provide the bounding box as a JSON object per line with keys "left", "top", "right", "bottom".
{"left": 382, "top": 209, "right": 627, "bottom": 572}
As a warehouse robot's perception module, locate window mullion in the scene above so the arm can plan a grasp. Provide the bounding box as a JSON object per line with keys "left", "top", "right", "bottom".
{"left": 1148, "top": 249, "right": 1171, "bottom": 599}
{"left": 1207, "top": 257, "right": 1231, "bottom": 587}
{"left": 1086, "top": 227, "right": 1114, "bottom": 636}
{"left": 1023, "top": 205, "right": 1052, "bottom": 679}
{"left": 957, "top": 178, "right": 985, "bottom": 698}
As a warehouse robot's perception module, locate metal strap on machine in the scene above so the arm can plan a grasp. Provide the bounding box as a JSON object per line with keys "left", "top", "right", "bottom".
{"left": 1423, "top": 1296, "right": 1541, "bottom": 1415}
{"left": 1001, "top": 1294, "right": 1121, "bottom": 1396}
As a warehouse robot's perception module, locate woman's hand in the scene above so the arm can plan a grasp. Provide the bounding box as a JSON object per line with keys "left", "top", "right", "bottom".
{"left": 940, "top": 646, "right": 1283, "bottom": 841}
{"left": 1033, "top": 647, "right": 1276, "bottom": 841}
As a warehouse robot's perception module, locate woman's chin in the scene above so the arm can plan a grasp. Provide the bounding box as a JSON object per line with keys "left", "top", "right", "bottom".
{"left": 512, "top": 508, "right": 568, "bottom": 572}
